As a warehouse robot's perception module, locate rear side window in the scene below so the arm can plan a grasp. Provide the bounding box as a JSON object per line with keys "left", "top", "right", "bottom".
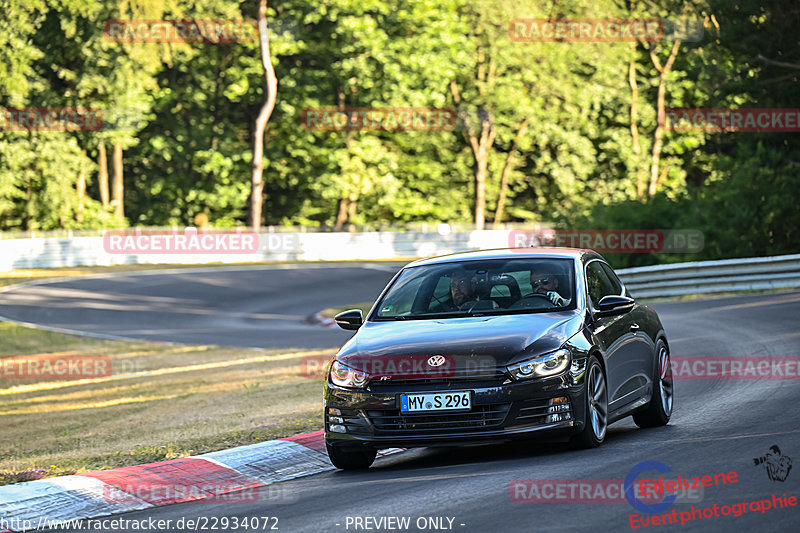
{"left": 585, "top": 261, "right": 618, "bottom": 308}
{"left": 600, "top": 263, "right": 623, "bottom": 295}
{"left": 426, "top": 276, "right": 452, "bottom": 312}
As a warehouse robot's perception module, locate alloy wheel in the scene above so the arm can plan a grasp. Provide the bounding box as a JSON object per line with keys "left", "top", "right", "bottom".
{"left": 658, "top": 345, "right": 674, "bottom": 417}
{"left": 588, "top": 364, "right": 607, "bottom": 441}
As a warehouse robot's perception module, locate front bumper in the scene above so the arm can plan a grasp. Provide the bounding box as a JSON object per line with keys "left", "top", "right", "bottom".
{"left": 324, "top": 360, "right": 589, "bottom": 450}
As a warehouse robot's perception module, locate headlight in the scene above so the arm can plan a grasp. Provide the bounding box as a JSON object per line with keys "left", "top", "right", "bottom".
{"left": 507, "top": 349, "right": 571, "bottom": 380}
{"left": 329, "top": 360, "right": 370, "bottom": 389}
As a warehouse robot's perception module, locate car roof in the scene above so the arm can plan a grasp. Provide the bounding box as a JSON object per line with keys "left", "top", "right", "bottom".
{"left": 405, "top": 247, "right": 604, "bottom": 268}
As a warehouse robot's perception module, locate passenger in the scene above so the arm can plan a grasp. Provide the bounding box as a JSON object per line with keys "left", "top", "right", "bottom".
{"left": 449, "top": 270, "right": 478, "bottom": 309}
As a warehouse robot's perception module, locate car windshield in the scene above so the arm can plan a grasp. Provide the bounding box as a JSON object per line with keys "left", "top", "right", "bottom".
{"left": 373, "top": 258, "right": 576, "bottom": 320}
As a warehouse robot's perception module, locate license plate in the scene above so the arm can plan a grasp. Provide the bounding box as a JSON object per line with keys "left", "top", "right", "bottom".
{"left": 400, "top": 391, "right": 472, "bottom": 413}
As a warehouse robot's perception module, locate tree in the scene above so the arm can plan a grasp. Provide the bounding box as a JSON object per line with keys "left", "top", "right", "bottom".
{"left": 647, "top": 39, "right": 681, "bottom": 197}
{"left": 248, "top": 0, "right": 278, "bottom": 230}
{"left": 493, "top": 118, "right": 527, "bottom": 223}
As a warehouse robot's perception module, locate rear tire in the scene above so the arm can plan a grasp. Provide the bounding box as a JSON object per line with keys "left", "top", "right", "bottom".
{"left": 326, "top": 442, "right": 377, "bottom": 470}
{"left": 633, "top": 339, "right": 673, "bottom": 428}
{"left": 570, "top": 356, "right": 607, "bottom": 449}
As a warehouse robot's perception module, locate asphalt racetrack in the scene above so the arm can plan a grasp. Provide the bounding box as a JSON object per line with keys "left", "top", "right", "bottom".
{"left": 2, "top": 265, "right": 799, "bottom": 532}
{"left": 0, "top": 264, "right": 401, "bottom": 349}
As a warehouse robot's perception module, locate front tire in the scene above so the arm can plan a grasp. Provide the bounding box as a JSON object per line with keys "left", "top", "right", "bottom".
{"left": 326, "top": 442, "right": 377, "bottom": 470}
{"left": 571, "top": 356, "right": 607, "bottom": 449}
{"left": 633, "top": 339, "right": 673, "bottom": 428}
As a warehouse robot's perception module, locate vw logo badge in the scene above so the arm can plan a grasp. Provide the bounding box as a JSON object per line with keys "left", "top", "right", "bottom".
{"left": 427, "top": 355, "right": 446, "bottom": 367}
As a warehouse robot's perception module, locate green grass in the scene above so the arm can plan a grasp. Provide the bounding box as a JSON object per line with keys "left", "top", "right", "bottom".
{"left": 0, "top": 319, "right": 336, "bottom": 484}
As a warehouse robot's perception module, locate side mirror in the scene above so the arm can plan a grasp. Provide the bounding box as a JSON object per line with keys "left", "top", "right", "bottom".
{"left": 595, "top": 295, "right": 635, "bottom": 317}
{"left": 334, "top": 309, "right": 363, "bottom": 330}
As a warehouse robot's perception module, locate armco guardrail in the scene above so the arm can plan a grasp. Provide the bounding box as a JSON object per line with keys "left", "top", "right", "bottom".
{"left": 0, "top": 232, "right": 797, "bottom": 299}
{"left": 617, "top": 253, "right": 800, "bottom": 299}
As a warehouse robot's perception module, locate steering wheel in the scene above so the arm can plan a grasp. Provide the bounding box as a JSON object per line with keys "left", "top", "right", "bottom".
{"left": 508, "top": 292, "right": 553, "bottom": 311}
{"left": 523, "top": 292, "right": 552, "bottom": 300}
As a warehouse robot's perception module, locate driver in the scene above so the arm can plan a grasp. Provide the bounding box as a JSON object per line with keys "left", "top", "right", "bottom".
{"left": 530, "top": 264, "right": 571, "bottom": 307}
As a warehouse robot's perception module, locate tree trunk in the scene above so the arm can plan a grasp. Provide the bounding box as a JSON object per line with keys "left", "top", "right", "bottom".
{"left": 76, "top": 165, "right": 86, "bottom": 223}
{"left": 98, "top": 142, "right": 109, "bottom": 208}
{"left": 649, "top": 41, "right": 681, "bottom": 197}
{"left": 112, "top": 141, "right": 124, "bottom": 223}
{"left": 249, "top": 0, "right": 278, "bottom": 230}
{"left": 334, "top": 197, "right": 349, "bottom": 230}
{"left": 649, "top": 89, "right": 665, "bottom": 197}
{"left": 25, "top": 177, "right": 32, "bottom": 229}
{"left": 333, "top": 131, "right": 358, "bottom": 230}
{"left": 494, "top": 118, "right": 528, "bottom": 224}
{"left": 474, "top": 152, "right": 487, "bottom": 229}
{"left": 333, "top": 194, "right": 359, "bottom": 230}
{"left": 450, "top": 80, "right": 496, "bottom": 230}
{"left": 347, "top": 195, "right": 357, "bottom": 222}
{"left": 628, "top": 55, "right": 645, "bottom": 200}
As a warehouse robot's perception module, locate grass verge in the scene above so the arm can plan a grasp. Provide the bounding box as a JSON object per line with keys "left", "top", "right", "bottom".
{"left": 0, "top": 320, "right": 334, "bottom": 485}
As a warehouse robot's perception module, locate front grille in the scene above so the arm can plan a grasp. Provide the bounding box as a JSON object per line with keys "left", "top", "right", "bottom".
{"left": 366, "top": 403, "right": 511, "bottom": 434}
{"left": 367, "top": 369, "right": 508, "bottom": 389}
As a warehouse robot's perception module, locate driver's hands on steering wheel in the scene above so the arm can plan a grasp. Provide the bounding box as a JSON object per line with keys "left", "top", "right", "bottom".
{"left": 546, "top": 291, "right": 566, "bottom": 306}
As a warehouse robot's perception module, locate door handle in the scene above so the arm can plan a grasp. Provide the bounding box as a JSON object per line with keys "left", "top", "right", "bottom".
{"left": 630, "top": 323, "right": 640, "bottom": 332}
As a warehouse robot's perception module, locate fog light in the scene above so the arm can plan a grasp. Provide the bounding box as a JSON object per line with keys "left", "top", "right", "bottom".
{"left": 329, "top": 416, "right": 344, "bottom": 424}
{"left": 548, "top": 397, "right": 571, "bottom": 414}
{"left": 329, "top": 424, "right": 347, "bottom": 433}
{"left": 328, "top": 408, "right": 341, "bottom": 415}
{"left": 547, "top": 412, "right": 572, "bottom": 423}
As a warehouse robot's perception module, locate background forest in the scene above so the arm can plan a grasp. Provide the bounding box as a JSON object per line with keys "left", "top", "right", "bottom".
{"left": 1, "top": 0, "right": 798, "bottom": 267}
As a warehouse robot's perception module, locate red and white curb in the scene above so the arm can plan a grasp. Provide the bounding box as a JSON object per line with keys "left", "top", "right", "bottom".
{"left": 0, "top": 430, "right": 403, "bottom": 532}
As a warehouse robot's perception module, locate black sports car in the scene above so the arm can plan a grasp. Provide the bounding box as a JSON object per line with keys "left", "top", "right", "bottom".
{"left": 324, "top": 248, "right": 673, "bottom": 469}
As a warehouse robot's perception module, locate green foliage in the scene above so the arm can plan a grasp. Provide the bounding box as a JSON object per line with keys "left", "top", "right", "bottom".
{"left": 0, "top": 0, "right": 797, "bottom": 263}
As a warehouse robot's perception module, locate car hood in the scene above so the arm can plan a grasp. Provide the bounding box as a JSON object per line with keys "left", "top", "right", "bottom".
{"left": 338, "top": 312, "right": 583, "bottom": 370}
